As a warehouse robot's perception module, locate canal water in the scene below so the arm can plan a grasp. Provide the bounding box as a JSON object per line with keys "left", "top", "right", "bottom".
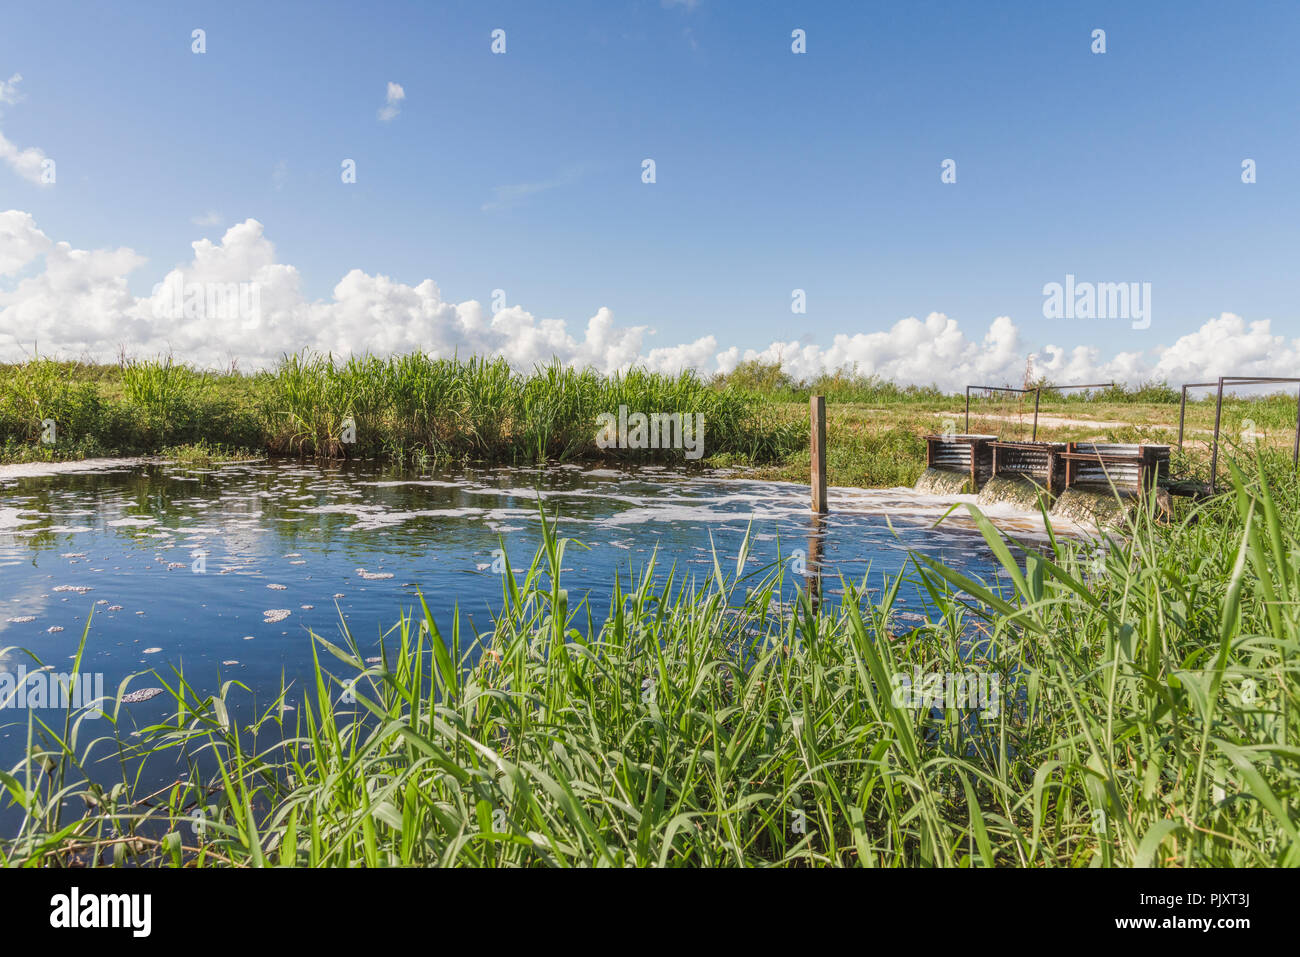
{"left": 0, "top": 459, "right": 1025, "bottom": 770}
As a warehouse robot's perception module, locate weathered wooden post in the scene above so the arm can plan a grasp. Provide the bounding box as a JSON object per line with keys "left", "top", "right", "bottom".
{"left": 811, "top": 395, "right": 827, "bottom": 514}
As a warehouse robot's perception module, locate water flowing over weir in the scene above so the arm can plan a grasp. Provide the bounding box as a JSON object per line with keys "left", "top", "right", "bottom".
{"left": 975, "top": 475, "right": 1049, "bottom": 512}
{"left": 1050, "top": 488, "right": 1129, "bottom": 526}
{"left": 916, "top": 466, "right": 1141, "bottom": 526}
{"left": 918, "top": 434, "right": 1172, "bottom": 526}
{"left": 914, "top": 472, "right": 1137, "bottom": 528}
{"left": 914, "top": 467, "right": 972, "bottom": 496}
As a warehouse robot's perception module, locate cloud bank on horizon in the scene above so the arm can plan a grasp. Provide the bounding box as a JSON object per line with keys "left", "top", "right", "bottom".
{"left": 0, "top": 210, "right": 1294, "bottom": 391}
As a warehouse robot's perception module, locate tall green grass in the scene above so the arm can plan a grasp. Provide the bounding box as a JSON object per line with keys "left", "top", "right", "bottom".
{"left": 3, "top": 458, "right": 1295, "bottom": 867}
{"left": 0, "top": 354, "right": 260, "bottom": 461}
{"left": 261, "top": 351, "right": 801, "bottom": 465}
{"left": 0, "top": 352, "right": 802, "bottom": 466}
{"left": 4, "top": 352, "right": 1296, "bottom": 473}
{"left": 0, "top": 358, "right": 105, "bottom": 459}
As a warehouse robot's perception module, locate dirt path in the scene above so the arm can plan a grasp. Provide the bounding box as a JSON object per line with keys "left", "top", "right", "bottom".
{"left": 935, "top": 411, "right": 1198, "bottom": 433}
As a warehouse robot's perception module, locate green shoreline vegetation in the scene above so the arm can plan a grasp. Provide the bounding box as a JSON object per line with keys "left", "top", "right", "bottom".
{"left": 1, "top": 352, "right": 1297, "bottom": 867}
{"left": 0, "top": 353, "right": 802, "bottom": 470}
{"left": 3, "top": 352, "right": 1297, "bottom": 486}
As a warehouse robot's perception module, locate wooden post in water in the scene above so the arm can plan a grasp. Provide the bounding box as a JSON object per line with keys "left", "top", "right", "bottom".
{"left": 810, "top": 395, "right": 827, "bottom": 514}
{"left": 806, "top": 513, "right": 825, "bottom": 613}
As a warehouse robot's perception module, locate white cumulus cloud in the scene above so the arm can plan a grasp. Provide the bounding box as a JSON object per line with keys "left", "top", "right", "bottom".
{"left": 0, "top": 210, "right": 1294, "bottom": 393}
{"left": 0, "top": 209, "right": 51, "bottom": 275}
{"left": 0, "top": 73, "right": 51, "bottom": 186}
{"left": 0, "top": 73, "right": 22, "bottom": 107}
{"left": 378, "top": 81, "right": 405, "bottom": 122}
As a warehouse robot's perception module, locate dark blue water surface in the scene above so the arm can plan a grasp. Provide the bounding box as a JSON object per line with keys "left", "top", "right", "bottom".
{"left": 0, "top": 459, "right": 1015, "bottom": 771}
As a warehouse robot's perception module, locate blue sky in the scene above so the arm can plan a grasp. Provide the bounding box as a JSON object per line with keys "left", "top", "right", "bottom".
{"left": 1, "top": 0, "right": 1298, "bottom": 384}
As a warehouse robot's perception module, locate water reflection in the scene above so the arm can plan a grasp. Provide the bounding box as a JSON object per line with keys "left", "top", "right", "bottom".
{"left": 0, "top": 459, "right": 1014, "bottom": 766}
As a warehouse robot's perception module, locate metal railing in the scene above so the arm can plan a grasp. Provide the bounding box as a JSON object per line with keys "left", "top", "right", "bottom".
{"left": 1177, "top": 377, "right": 1300, "bottom": 493}
{"left": 965, "top": 386, "right": 1040, "bottom": 440}
{"left": 964, "top": 382, "right": 1114, "bottom": 442}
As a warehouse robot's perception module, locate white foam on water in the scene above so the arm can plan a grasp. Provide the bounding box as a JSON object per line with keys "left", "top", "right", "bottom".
{"left": 297, "top": 502, "right": 490, "bottom": 529}
{"left": 464, "top": 486, "right": 648, "bottom": 506}
{"left": 0, "top": 507, "right": 37, "bottom": 531}
{"left": 0, "top": 458, "right": 144, "bottom": 480}
{"left": 13, "top": 525, "right": 94, "bottom": 536}
{"left": 358, "top": 479, "right": 464, "bottom": 489}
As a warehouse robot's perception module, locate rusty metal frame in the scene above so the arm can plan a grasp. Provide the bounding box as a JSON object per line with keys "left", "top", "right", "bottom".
{"left": 1177, "top": 376, "right": 1300, "bottom": 493}
{"left": 965, "top": 385, "right": 1041, "bottom": 441}
{"left": 964, "top": 382, "right": 1115, "bottom": 443}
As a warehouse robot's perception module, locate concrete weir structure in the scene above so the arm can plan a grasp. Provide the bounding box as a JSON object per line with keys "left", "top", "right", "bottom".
{"left": 989, "top": 440, "right": 1066, "bottom": 494}
{"left": 921, "top": 434, "right": 997, "bottom": 493}
{"left": 919, "top": 434, "right": 1172, "bottom": 520}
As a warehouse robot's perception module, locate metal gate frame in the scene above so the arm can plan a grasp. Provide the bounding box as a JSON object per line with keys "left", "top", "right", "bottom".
{"left": 965, "top": 385, "right": 1041, "bottom": 441}
{"left": 1176, "top": 376, "right": 1300, "bottom": 493}
{"left": 964, "top": 382, "right": 1115, "bottom": 443}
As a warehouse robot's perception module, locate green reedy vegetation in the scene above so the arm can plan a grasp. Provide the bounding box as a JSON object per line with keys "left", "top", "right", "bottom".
{"left": 0, "top": 353, "right": 801, "bottom": 467}
{"left": 0, "top": 356, "right": 262, "bottom": 463}
{"left": 3, "top": 457, "right": 1296, "bottom": 867}
{"left": 261, "top": 352, "right": 801, "bottom": 464}
{"left": 1, "top": 353, "right": 1295, "bottom": 485}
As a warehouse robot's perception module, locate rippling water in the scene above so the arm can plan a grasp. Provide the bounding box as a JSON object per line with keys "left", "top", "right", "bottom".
{"left": 0, "top": 459, "right": 1027, "bottom": 767}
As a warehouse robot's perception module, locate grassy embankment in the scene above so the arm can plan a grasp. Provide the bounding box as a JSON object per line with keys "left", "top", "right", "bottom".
{"left": 1, "top": 454, "right": 1296, "bottom": 866}
{"left": 712, "top": 363, "right": 1300, "bottom": 489}
{"left": 3, "top": 354, "right": 1296, "bottom": 487}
